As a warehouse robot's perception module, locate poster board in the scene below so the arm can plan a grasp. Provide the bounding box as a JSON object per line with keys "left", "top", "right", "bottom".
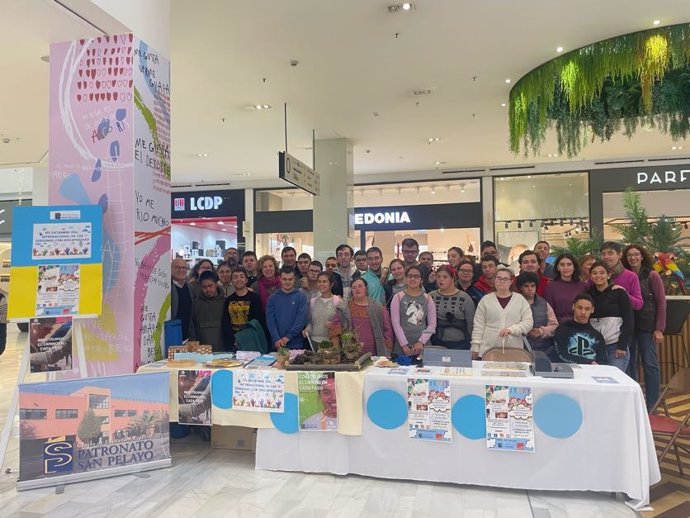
{"left": 18, "top": 372, "right": 170, "bottom": 490}
{"left": 8, "top": 205, "right": 103, "bottom": 319}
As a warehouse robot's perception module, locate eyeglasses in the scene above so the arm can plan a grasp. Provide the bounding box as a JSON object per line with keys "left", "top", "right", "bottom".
{"left": 495, "top": 277, "right": 512, "bottom": 282}
{"left": 173, "top": 266, "right": 188, "bottom": 271}
{"left": 406, "top": 274, "right": 422, "bottom": 279}
{"left": 459, "top": 269, "right": 474, "bottom": 274}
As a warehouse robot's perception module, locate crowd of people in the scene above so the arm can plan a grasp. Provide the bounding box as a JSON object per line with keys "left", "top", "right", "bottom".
{"left": 171, "top": 238, "right": 667, "bottom": 412}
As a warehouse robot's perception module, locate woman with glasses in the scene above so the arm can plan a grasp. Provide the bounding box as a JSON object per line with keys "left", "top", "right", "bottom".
{"left": 471, "top": 268, "right": 533, "bottom": 359}
{"left": 390, "top": 265, "right": 436, "bottom": 359}
{"left": 430, "top": 265, "right": 475, "bottom": 349}
{"left": 456, "top": 258, "right": 485, "bottom": 307}
{"left": 622, "top": 244, "right": 665, "bottom": 410}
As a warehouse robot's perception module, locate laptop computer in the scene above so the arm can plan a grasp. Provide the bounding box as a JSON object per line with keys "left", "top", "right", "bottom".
{"left": 423, "top": 348, "right": 472, "bottom": 368}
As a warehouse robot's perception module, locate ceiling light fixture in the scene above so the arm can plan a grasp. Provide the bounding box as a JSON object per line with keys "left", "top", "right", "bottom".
{"left": 427, "top": 137, "right": 441, "bottom": 143}
{"left": 196, "top": 153, "right": 208, "bottom": 158}
{"left": 254, "top": 104, "right": 272, "bottom": 110}
{"left": 505, "top": 78, "right": 511, "bottom": 84}
{"left": 501, "top": 103, "right": 506, "bottom": 107}
{"left": 653, "top": 20, "right": 661, "bottom": 26}
{"left": 556, "top": 46, "right": 564, "bottom": 53}
{"left": 388, "top": 2, "right": 415, "bottom": 13}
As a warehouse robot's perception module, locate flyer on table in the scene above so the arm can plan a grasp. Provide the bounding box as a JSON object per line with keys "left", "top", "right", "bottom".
{"left": 177, "top": 370, "right": 211, "bottom": 426}
{"left": 407, "top": 377, "right": 452, "bottom": 442}
{"left": 232, "top": 369, "right": 285, "bottom": 412}
{"left": 485, "top": 385, "right": 535, "bottom": 452}
{"left": 298, "top": 371, "right": 338, "bottom": 431}
{"left": 29, "top": 317, "right": 73, "bottom": 373}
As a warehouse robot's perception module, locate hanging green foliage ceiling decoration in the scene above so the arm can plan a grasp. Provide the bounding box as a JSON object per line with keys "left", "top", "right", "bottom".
{"left": 509, "top": 23, "right": 690, "bottom": 158}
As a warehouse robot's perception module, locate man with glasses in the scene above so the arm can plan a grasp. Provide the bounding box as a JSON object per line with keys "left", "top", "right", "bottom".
{"left": 171, "top": 257, "right": 193, "bottom": 340}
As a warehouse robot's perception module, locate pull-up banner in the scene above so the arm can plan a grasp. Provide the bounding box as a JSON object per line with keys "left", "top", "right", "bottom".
{"left": 18, "top": 371, "right": 170, "bottom": 490}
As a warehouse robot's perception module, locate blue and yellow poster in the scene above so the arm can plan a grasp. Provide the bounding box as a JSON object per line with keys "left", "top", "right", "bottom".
{"left": 8, "top": 205, "right": 103, "bottom": 319}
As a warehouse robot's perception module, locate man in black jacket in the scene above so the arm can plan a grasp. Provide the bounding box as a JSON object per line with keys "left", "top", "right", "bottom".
{"left": 554, "top": 293, "right": 608, "bottom": 365}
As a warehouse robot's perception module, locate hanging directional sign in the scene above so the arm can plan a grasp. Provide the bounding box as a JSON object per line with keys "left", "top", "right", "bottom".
{"left": 278, "top": 151, "right": 320, "bottom": 196}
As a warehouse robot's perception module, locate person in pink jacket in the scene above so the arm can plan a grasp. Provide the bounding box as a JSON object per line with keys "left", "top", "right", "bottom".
{"left": 600, "top": 241, "right": 643, "bottom": 310}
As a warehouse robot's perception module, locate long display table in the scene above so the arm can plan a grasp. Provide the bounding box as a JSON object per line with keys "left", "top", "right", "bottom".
{"left": 255, "top": 364, "right": 660, "bottom": 510}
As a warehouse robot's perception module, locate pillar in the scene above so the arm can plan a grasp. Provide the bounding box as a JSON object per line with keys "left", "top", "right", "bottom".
{"left": 48, "top": 33, "right": 171, "bottom": 374}
{"left": 313, "top": 139, "right": 354, "bottom": 259}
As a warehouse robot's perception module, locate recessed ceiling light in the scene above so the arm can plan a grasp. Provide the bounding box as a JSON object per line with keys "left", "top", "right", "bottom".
{"left": 505, "top": 78, "right": 511, "bottom": 84}
{"left": 672, "top": 146, "right": 684, "bottom": 150}
{"left": 653, "top": 20, "right": 661, "bottom": 26}
{"left": 435, "top": 161, "right": 446, "bottom": 165}
{"left": 556, "top": 46, "right": 564, "bottom": 53}
{"left": 427, "top": 137, "right": 441, "bottom": 143}
{"left": 402, "top": 2, "right": 413, "bottom": 10}
{"left": 253, "top": 104, "right": 272, "bottom": 110}
{"left": 196, "top": 153, "right": 208, "bottom": 157}
{"left": 501, "top": 103, "right": 506, "bottom": 107}
{"left": 240, "top": 172, "right": 252, "bottom": 176}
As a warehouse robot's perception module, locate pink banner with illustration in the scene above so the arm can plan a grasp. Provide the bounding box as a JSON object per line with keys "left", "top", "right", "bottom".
{"left": 48, "top": 34, "right": 170, "bottom": 376}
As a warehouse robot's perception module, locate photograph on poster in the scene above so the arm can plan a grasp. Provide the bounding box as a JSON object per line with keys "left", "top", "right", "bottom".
{"left": 177, "top": 370, "right": 211, "bottom": 426}
{"left": 35, "top": 264, "right": 80, "bottom": 316}
{"left": 298, "top": 372, "right": 338, "bottom": 431}
{"left": 29, "top": 317, "right": 73, "bottom": 373}
{"left": 18, "top": 373, "right": 170, "bottom": 484}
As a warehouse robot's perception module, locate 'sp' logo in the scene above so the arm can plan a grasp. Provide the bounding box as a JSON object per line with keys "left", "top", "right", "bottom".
{"left": 43, "top": 437, "right": 74, "bottom": 475}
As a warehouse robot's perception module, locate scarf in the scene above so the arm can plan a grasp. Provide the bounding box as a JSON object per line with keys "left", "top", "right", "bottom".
{"left": 257, "top": 276, "right": 281, "bottom": 309}
{"left": 610, "top": 262, "right": 625, "bottom": 277}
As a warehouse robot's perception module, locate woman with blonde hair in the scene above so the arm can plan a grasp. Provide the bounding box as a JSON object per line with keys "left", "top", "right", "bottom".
{"left": 250, "top": 255, "right": 281, "bottom": 311}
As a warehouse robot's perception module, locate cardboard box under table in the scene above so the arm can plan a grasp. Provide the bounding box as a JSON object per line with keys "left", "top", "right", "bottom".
{"left": 137, "top": 362, "right": 367, "bottom": 435}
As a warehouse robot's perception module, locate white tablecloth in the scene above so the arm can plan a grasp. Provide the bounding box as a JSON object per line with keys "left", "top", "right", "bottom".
{"left": 256, "top": 365, "right": 660, "bottom": 510}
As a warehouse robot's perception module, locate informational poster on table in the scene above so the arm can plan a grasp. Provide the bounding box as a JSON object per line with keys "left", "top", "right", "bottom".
{"left": 232, "top": 370, "right": 285, "bottom": 412}
{"left": 407, "top": 377, "right": 452, "bottom": 442}
{"left": 8, "top": 205, "right": 102, "bottom": 320}
{"left": 29, "top": 317, "right": 73, "bottom": 373}
{"left": 177, "top": 370, "right": 211, "bottom": 426}
{"left": 298, "top": 372, "right": 338, "bottom": 432}
{"left": 485, "top": 385, "right": 535, "bottom": 452}
{"left": 18, "top": 372, "right": 170, "bottom": 490}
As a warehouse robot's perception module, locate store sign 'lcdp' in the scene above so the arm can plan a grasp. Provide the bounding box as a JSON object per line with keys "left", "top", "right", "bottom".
{"left": 355, "top": 211, "right": 411, "bottom": 225}
{"left": 173, "top": 196, "right": 223, "bottom": 212}
{"left": 636, "top": 169, "right": 689, "bottom": 186}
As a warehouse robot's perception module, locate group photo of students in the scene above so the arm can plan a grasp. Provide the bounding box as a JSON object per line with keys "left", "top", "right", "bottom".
{"left": 171, "top": 236, "right": 666, "bottom": 412}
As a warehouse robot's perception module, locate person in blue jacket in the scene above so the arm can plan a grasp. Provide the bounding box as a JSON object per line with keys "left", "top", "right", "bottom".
{"left": 266, "top": 266, "right": 309, "bottom": 350}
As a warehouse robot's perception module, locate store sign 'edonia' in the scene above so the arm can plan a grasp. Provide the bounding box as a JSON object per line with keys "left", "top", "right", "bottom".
{"left": 636, "top": 169, "right": 689, "bottom": 186}
{"left": 354, "top": 211, "right": 411, "bottom": 225}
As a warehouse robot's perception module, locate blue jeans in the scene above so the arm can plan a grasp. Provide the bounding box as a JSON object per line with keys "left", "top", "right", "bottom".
{"left": 627, "top": 332, "right": 660, "bottom": 412}
{"left": 606, "top": 343, "right": 629, "bottom": 372}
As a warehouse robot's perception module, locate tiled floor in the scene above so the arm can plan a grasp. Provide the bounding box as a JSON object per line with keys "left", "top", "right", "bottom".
{"left": 0, "top": 327, "right": 643, "bottom": 517}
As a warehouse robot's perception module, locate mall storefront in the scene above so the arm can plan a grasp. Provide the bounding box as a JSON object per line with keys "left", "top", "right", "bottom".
{"left": 170, "top": 189, "right": 245, "bottom": 266}
{"left": 253, "top": 179, "right": 483, "bottom": 265}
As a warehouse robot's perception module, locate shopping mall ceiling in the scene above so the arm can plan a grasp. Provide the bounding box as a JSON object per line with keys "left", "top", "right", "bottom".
{"left": 1, "top": 0, "right": 689, "bottom": 187}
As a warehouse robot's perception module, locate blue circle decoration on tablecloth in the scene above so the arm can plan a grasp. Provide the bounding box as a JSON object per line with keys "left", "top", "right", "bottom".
{"left": 211, "top": 370, "right": 233, "bottom": 409}
{"left": 271, "top": 393, "right": 299, "bottom": 434}
{"left": 534, "top": 393, "right": 583, "bottom": 438}
{"left": 451, "top": 395, "right": 486, "bottom": 440}
{"left": 366, "top": 389, "right": 408, "bottom": 430}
